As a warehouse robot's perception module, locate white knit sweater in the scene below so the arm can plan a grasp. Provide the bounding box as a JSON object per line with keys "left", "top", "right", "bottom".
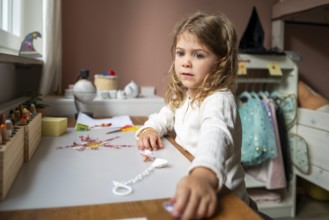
{"left": 136, "top": 91, "right": 249, "bottom": 204}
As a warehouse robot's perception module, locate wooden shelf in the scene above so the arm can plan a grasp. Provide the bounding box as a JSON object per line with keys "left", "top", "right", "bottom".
{"left": 0, "top": 53, "right": 43, "bottom": 65}
{"left": 272, "top": 0, "right": 329, "bottom": 25}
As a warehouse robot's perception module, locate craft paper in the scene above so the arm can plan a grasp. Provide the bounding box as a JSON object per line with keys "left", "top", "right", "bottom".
{"left": 75, "top": 112, "right": 133, "bottom": 130}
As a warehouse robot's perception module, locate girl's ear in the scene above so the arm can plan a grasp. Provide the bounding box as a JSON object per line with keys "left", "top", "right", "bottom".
{"left": 211, "top": 60, "right": 220, "bottom": 72}
{"left": 215, "top": 56, "right": 222, "bottom": 66}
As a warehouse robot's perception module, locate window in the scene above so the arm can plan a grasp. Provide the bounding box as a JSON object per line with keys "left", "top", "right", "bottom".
{"left": 1, "top": 0, "right": 21, "bottom": 35}
{"left": 0, "top": 0, "right": 42, "bottom": 55}
{"left": 0, "top": 0, "right": 21, "bottom": 54}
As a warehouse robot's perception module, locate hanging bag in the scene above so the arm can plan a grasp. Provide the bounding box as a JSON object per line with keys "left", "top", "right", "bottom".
{"left": 239, "top": 92, "right": 278, "bottom": 166}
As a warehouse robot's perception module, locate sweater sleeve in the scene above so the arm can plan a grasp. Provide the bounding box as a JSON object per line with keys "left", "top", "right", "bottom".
{"left": 188, "top": 92, "right": 238, "bottom": 190}
{"left": 135, "top": 105, "right": 175, "bottom": 139}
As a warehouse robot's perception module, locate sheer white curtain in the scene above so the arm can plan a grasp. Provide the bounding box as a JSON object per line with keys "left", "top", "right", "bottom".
{"left": 39, "top": 0, "right": 62, "bottom": 95}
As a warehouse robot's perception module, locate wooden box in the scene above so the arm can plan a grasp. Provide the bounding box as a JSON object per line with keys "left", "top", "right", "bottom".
{"left": 23, "top": 113, "right": 42, "bottom": 162}
{"left": 296, "top": 108, "right": 329, "bottom": 191}
{"left": 0, "top": 127, "right": 24, "bottom": 199}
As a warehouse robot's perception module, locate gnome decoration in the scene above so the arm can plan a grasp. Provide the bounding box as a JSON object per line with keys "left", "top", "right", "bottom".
{"left": 19, "top": 31, "right": 42, "bottom": 58}
{"left": 239, "top": 7, "right": 266, "bottom": 53}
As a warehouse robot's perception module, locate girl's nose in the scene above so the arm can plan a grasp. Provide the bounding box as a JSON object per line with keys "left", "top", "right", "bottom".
{"left": 182, "top": 57, "right": 192, "bottom": 67}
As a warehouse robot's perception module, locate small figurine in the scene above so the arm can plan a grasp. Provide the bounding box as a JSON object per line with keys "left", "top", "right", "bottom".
{"left": 30, "top": 103, "right": 37, "bottom": 118}
{"left": 20, "top": 113, "right": 28, "bottom": 125}
{"left": 0, "top": 124, "right": 10, "bottom": 143}
{"left": 19, "top": 31, "right": 42, "bottom": 58}
{"left": 5, "top": 119, "right": 14, "bottom": 137}
{"left": 0, "top": 113, "right": 6, "bottom": 124}
{"left": 0, "top": 114, "right": 10, "bottom": 143}
{"left": 15, "top": 108, "right": 21, "bottom": 125}
{"left": 23, "top": 108, "right": 31, "bottom": 122}
{"left": 9, "top": 109, "right": 16, "bottom": 125}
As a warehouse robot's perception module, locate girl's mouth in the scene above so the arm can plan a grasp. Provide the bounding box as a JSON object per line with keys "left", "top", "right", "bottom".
{"left": 182, "top": 72, "right": 193, "bottom": 76}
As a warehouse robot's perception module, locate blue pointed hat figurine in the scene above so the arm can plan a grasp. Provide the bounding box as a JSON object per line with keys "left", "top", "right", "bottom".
{"left": 19, "top": 31, "right": 42, "bottom": 58}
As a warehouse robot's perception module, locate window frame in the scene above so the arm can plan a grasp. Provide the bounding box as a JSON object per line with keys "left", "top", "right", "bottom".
{"left": 0, "top": 0, "right": 42, "bottom": 55}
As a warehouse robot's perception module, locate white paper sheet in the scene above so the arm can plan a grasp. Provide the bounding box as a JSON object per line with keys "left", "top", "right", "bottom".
{"left": 75, "top": 112, "right": 133, "bottom": 129}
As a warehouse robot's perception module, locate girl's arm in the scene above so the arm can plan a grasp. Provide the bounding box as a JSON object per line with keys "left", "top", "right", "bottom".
{"left": 171, "top": 92, "right": 239, "bottom": 219}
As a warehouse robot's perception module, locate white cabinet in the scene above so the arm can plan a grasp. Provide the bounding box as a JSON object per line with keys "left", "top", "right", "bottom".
{"left": 43, "top": 95, "right": 165, "bottom": 117}
{"left": 238, "top": 53, "right": 298, "bottom": 218}
{"left": 296, "top": 108, "right": 329, "bottom": 192}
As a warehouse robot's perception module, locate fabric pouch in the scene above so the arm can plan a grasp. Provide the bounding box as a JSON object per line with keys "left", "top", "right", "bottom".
{"left": 288, "top": 133, "right": 310, "bottom": 174}
{"left": 239, "top": 92, "right": 278, "bottom": 166}
{"left": 271, "top": 92, "right": 297, "bottom": 129}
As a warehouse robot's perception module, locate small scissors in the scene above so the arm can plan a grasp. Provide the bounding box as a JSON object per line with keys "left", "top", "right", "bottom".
{"left": 106, "top": 125, "right": 139, "bottom": 134}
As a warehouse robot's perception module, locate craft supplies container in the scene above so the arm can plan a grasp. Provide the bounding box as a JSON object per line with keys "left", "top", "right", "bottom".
{"left": 23, "top": 113, "right": 42, "bottom": 162}
{"left": 94, "top": 74, "right": 118, "bottom": 91}
{"left": 0, "top": 127, "right": 24, "bottom": 199}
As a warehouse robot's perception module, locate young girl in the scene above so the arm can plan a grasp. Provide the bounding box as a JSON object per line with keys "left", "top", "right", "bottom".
{"left": 136, "top": 12, "right": 254, "bottom": 219}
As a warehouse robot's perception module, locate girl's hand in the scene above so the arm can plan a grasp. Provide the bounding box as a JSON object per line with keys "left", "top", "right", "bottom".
{"left": 136, "top": 128, "right": 164, "bottom": 151}
{"left": 171, "top": 167, "right": 218, "bottom": 219}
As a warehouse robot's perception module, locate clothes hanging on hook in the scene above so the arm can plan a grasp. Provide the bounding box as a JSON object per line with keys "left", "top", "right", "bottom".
{"left": 244, "top": 95, "right": 287, "bottom": 190}
{"left": 238, "top": 90, "right": 295, "bottom": 190}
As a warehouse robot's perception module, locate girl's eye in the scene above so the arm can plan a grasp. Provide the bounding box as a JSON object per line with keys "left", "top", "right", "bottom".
{"left": 194, "top": 53, "right": 205, "bottom": 59}
{"left": 176, "top": 51, "right": 184, "bottom": 57}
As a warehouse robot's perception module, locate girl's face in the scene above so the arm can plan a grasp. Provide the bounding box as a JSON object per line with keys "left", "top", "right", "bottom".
{"left": 174, "top": 31, "right": 219, "bottom": 98}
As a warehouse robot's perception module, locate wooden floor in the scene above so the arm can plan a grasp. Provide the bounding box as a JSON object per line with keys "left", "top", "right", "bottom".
{"left": 276, "top": 191, "right": 329, "bottom": 220}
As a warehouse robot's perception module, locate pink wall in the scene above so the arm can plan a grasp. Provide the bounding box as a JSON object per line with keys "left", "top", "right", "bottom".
{"left": 285, "top": 23, "right": 329, "bottom": 99}
{"left": 62, "top": 0, "right": 277, "bottom": 96}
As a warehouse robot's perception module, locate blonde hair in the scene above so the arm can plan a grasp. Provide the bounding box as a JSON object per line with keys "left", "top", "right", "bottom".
{"left": 165, "top": 12, "right": 238, "bottom": 109}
